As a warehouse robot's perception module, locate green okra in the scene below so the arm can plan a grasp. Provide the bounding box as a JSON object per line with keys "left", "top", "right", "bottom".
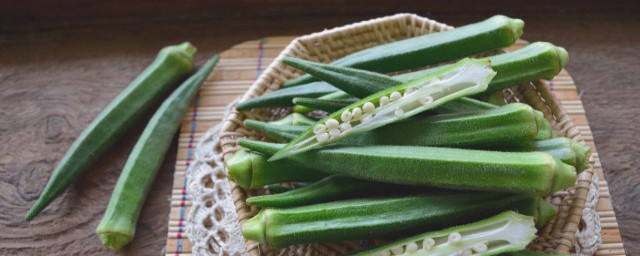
{"left": 242, "top": 193, "right": 545, "bottom": 249}
{"left": 25, "top": 42, "right": 196, "bottom": 221}
{"left": 97, "top": 55, "right": 219, "bottom": 251}
{"left": 245, "top": 120, "right": 307, "bottom": 142}
{"left": 293, "top": 91, "right": 354, "bottom": 113}
{"left": 499, "top": 250, "right": 569, "bottom": 256}
{"left": 236, "top": 81, "right": 336, "bottom": 110}
{"left": 350, "top": 211, "right": 536, "bottom": 256}
{"left": 267, "top": 112, "right": 317, "bottom": 126}
{"left": 239, "top": 42, "right": 567, "bottom": 111}
{"left": 225, "top": 149, "right": 328, "bottom": 189}
{"left": 292, "top": 97, "right": 358, "bottom": 113}
{"left": 239, "top": 140, "right": 577, "bottom": 196}
{"left": 284, "top": 15, "right": 523, "bottom": 87}
{"left": 432, "top": 97, "right": 498, "bottom": 114}
{"left": 271, "top": 58, "right": 496, "bottom": 160}
{"left": 251, "top": 103, "right": 542, "bottom": 150}
{"left": 506, "top": 137, "right": 591, "bottom": 173}
{"left": 533, "top": 110, "right": 555, "bottom": 140}
{"left": 247, "top": 175, "right": 379, "bottom": 207}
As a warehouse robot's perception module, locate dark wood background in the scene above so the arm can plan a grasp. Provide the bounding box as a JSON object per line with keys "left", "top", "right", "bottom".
{"left": 1, "top": 1, "right": 639, "bottom": 255}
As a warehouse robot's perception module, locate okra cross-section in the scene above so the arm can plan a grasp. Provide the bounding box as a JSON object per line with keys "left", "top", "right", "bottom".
{"left": 350, "top": 211, "right": 536, "bottom": 256}
{"left": 270, "top": 58, "right": 496, "bottom": 160}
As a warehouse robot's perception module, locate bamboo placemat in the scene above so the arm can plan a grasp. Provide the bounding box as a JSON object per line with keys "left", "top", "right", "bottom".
{"left": 163, "top": 37, "right": 625, "bottom": 256}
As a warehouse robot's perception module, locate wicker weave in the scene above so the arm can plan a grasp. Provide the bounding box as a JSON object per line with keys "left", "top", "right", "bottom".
{"left": 218, "top": 13, "right": 594, "bottom": 255}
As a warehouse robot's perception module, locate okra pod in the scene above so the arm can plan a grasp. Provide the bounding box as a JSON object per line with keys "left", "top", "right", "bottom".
{"left": 235, "top": 81, "right": 336, "bottom": 110}
{"left": 293, "top": 91, "right": 354, "bottom": 113}
{"left": 271, "top": 58, "right": 496, "bottom": 160}
{"left": 292, "top": 97, "right": 358, "bottom": 113}
{"left": 225, "top": 149, "right": 328, "bottom": 189}
{"left": 244, "top": 120, "right": 307, "bottom": 142}
{"left": 25, "top": 42, "right": 196, "bottom": 221}
{"left": 505, "top": 138, "right": 591, "bottom": 173}
{"left": 350, "top": 211, "right": 536, "bottom": 256}
{"left": 97, "top": 55, "right": 219, "bottom": 251}
{"left": 268, "top": 113, "right": 317, "bottom": 126}
{"left": 239, "top": 140, "right": 577, "bottom": 196}
{"left": 284, "top": 15, "right": 523, "bottom": 87}
{"left": 243, "top": 193, "right": 545, "bottom": 249}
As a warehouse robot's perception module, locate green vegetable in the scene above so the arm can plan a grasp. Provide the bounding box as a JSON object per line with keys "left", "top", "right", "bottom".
{"left": 499, "top": 250, "right": 569, "bottom": 256}
{"left": 96, "top": 55, "right": 219, "bottom": 251}
{"left": 239, "top": 140, "right": 576, "bottom": 196}
{"left": 293, "top": 91, "right": 355, "bottom": 113}
{"left": 350, "top": 211, "right": 536, "bottom": 256}
{"left": 284, "top": 15, "right": 523, "bottom": 87}
{"left": 271, "top": 58, "right": 496, "bottom": 160}
{"left": 236, "top": 81, "right": 336, "bottom": 110}
{"left": 268, "top": 113, "right": 317, "bottom": 126}
{"left": 226, "top": 149, "right": 328, "bottom": 189}
{"left": 247, "top": 103, "right": 542, "bottom": 149}
{"left": 242, "top": 193, "right": 544, "bottom": 248}
{"left": 432, "top": 97, "right": 497, "bottom": 114}
{"left": 25, "top": 43, "right": 196, "bottom": 221}
{"left": 506, "top": 138, "right": 591, "bottom": 173}
{"left": 292, "top": 96, "right": 358, "bottom": 113}
{"left": 244, "top": 120, "right": 307, "bottom": 142}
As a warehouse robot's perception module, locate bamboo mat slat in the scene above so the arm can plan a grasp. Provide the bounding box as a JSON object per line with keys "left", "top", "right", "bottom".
{"left": 163, "top": 37, "right": 625, "bottom": 255}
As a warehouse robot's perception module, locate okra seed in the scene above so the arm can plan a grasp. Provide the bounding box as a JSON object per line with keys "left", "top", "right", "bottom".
{"left": 405, "top": 242, "right": 418, "bottom": 252}
{"left": 448, "top": 232, "right": 462, "bottom": 243}
{"left": 363, "top": 102, "right": 375, "bottom": 113}
{"left": 313, "top": 124, "right": 326, "bottom": 134}
{"left": 390, "top": 91, "right": 402, "bottom": 101}
{"left": 394, "top": 107, "right": 404, "bottom": 117}
{"left": 339, "top": 122, "right": 352, "bottom": 132}
{"left": 340, "top": 111, "right": 353, "bottom": 122}
{"left": 422, "top": 238, "right": 435, "bottom": 249}
{"left": 352, "top": 107, "right": 363, "bottom": 120}
{"left": 461, "top": 249, "right": 473, "bottom": 256}
{"left": 472, "top": 243, "right": 487, "bottom": 252}
{"left": 419, "top": 96, "right": 434, "bottom": 105}
{"left": 329, "top": 128, "right": 341, "bottom": 137}
{"left": 379, "top": 96, "right": 390, "bottom": 106}
{"left": 316, "top": 132, "right": 329, "bottom": 142}
{"left": 325, "top": 119, "right": 339, "bottom": 129}
{"left": 390, "top": 246, "right": 404, "bottom": 254}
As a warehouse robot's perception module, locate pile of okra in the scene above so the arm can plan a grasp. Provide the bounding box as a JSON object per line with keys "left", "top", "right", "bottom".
{"left": 228, "top": 15, "right": 585, "bottom": 255}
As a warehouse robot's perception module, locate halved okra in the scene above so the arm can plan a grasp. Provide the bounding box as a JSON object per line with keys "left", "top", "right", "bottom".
{"left": 284, "top": 15, "right": 523, "bottom": 87}
{"left": 242, "top": 193, "right": 549, "bottom": 249}
{"left": 225, "top": 149, "right": 328, "bottom": 189}
{"left": 270, "top": 58, "right": 496, "bottom": 160}
{"left": 248, "top": 103, "right": 542, "bottom": 148}
{"left": 350, "top": 211, "right": 536, "bottom": 256}
{"left": 239, "top": 140, "right": 576, "bottom": 196}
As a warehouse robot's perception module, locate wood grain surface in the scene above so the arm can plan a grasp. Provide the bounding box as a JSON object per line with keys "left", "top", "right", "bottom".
{"left": 1, "top": 4, "right": 639, "bottom": 256}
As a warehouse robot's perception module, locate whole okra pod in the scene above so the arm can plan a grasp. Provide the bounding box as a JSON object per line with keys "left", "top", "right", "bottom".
{"left": 284, "top": 15, "right": 523, "bottom": 87}
{"left": 242, "top": 193, "right": 550, "bottom": 249}
{"left": 239, "top": 140, "right": 576, "bottom": 196}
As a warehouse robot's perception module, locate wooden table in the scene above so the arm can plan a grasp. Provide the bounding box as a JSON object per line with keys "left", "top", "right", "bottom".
{"left": 1, "top": 2, "right": 638, "bottom": 255}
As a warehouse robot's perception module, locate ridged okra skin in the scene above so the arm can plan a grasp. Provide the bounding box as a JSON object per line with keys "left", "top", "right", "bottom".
{"left": 246, "top": 103, "right": 541, "bottom": 149}
{"left": 271, "top": 58, "right": 496, "bottom": 160}
{"left": 243, "top": 193, "right": 540, "bottom": 249}
{"left": 293, "top": 91, "right": 355, "bottom": 113}
{"left": 268, "top": 113, "right": 317, "bottom": 126}
{"left": 293, "top": 97, "right": 358, "bottom": 113}
{"left": 225, "top": 149, "right": 328, "bottom": 189}
{"left": 506, "top": 137, "right": 591, "bottom": 173}
{"left": 284, "top": 15, "right": 523, "bottom": 87}
{"left": 235, "top": 81, "right": 336, "bottom": 110}
{"left": 349, "top": 211, "right": 536, "bottom": 256}
{"left": 239, "top": 140, "right": 577, "bottom": 196}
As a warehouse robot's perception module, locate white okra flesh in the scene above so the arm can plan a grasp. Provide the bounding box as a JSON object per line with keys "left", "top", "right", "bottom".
{"left": 355, "top": 211, "right": 536, "bottom": 256}
{"left": 273, "top": 59, "right": 495, "bottom": 160}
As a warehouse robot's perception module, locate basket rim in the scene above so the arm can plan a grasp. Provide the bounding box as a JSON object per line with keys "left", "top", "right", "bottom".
{"left": 213, "top": 13, "right": 595, "bottom": 255}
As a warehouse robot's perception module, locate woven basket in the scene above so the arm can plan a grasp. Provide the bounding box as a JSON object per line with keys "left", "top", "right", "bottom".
{"left": 218, "top": 13, "right": 595, "bottom": 255}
